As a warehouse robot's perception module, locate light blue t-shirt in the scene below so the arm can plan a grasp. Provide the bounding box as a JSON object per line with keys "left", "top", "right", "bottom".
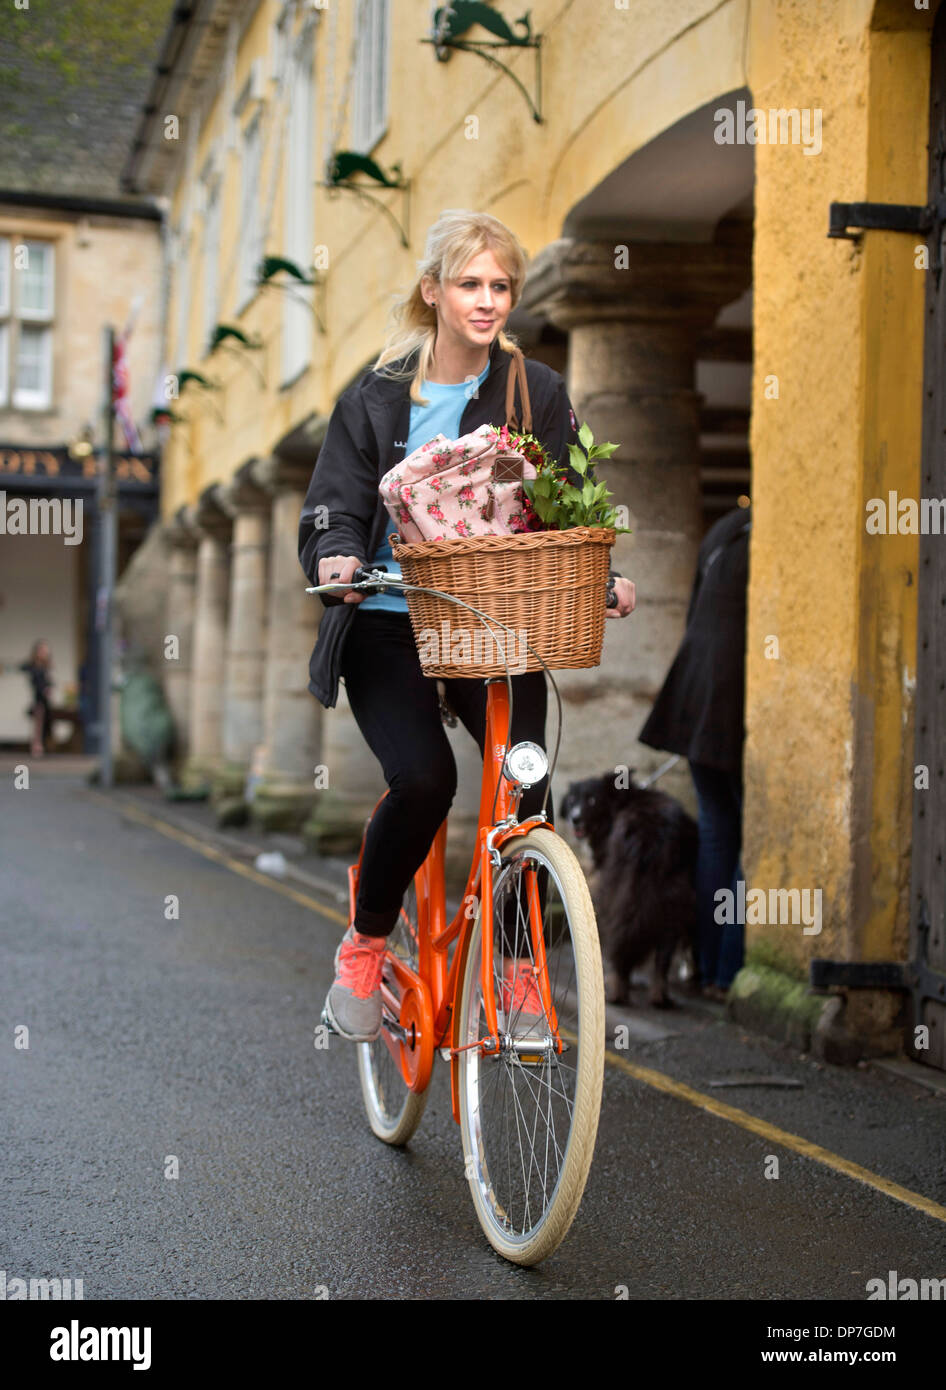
{"left": 360, "top": 359, "right": 491, "bottom": 613}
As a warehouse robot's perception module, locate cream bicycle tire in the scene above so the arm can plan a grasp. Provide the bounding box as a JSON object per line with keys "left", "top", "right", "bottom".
{"left": 456, "top": 827, "right": 604, "bottom": 1265}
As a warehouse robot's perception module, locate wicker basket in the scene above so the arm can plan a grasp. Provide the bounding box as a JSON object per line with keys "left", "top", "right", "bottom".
{"left": 390, "top": 527, "right": 616, "bottom": 679}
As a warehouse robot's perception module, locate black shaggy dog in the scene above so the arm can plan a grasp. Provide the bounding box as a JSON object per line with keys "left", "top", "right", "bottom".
{"left": 560, "top": 772, "right": 698, "bottom": 1008}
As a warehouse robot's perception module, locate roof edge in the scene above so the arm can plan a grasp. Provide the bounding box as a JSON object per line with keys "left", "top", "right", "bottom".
{"left": 0, "top": 189, "right": 163, "bottom": 222}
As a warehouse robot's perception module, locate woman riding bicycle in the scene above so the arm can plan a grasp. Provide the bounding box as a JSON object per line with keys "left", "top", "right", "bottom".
{"left": 298, "top": 209, "right": 635, "bottom": 1043}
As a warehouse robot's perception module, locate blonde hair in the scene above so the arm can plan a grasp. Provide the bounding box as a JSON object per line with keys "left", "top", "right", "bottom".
{"left": 372, "top": 209, "right": 528, "bottom": 404}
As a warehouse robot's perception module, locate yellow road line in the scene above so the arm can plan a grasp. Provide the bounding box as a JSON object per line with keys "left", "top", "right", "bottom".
{"left": 605, "top": 1048, "right": 946, "bottom": 1224}
{"left": 87, "top": 791, "right": 348, "bottom": 926}
{"left": 91, "top": 790, "right": 946, "bottom": 1225}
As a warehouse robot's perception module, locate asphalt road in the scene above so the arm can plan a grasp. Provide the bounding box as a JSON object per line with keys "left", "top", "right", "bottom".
{"left": 3, "top": 771, "right": 945, "bottom": 1302}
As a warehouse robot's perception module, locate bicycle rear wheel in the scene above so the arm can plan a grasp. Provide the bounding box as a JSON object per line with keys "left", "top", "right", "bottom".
{"left": 456, "top": 827, "right": 604, "bottom": 1265}
{"left": 357, "top": 876, "right": 429, "bottom": 1146}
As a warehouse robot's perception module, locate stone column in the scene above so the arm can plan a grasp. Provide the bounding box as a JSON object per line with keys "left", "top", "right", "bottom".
{"left": 181, "top": 486, "right": 232, "bottom": 790}
{"left": 249, "top": 455, "right": 324, "bottom": 831}
{"left": 212, "top": 462, "right": 271, "bottom": 819}
{"left": 520, "top": 236, "right": 750, "bottom": 802}
{"left": 162, "top": 509, "right": 200, "bottom": 765}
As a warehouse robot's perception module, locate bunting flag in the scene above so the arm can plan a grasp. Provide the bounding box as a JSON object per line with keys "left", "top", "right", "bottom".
{"left": 112, "top": 296, "right": 143, "bottom": 453}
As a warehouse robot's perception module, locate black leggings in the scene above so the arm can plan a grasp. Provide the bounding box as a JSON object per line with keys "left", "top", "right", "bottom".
{"left": 340, "top": 609, "right": 548, "bottom": 937}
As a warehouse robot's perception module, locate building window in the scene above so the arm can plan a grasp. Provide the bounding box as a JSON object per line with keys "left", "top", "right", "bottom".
{"left": 271, "top": 5, "right": 290, "bottom": 85}
{"left": 0, "top": 237, "right": 9, "bottom": 407}
{"left": 282, "top": 29, "right": 314, "bottom": 385}
{"left": 238, "top": 111, "right": 263, "bottom": 311}
{"left": 0, "top": 238, "right": 55, "bottom": 411}
{"left": 174, "top": 227, "right": 191, "bottom": 367}
{"left": 202, "top": 172, "right": 222, "bottom": 348}
{"left": 351, "top": 0, "right": 389, "bottom": 153}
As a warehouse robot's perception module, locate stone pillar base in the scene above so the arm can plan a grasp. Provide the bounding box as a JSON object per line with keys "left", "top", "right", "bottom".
{"left": 727, "top": 960, "right": 903, "bottom": 1065}
{"left": 302, "top": 794, "right": 371, "bottom": 857}
{"left": 211, "top": 760, "right": 251, "bottom": 826}
{"left": 180, "top": 756, "right": 216, "bottom": 794}
{"left": 251, "top": 780, "right": 317, "bottom": 834}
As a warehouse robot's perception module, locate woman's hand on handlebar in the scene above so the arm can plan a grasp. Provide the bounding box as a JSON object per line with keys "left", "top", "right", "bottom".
{"left": 318, "top": 555, "right": 366, "bottom": 604}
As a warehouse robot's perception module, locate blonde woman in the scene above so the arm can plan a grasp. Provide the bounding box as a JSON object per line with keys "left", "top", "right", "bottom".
{"left": 299, "top": 210, "right": 635, "bottom": 1041}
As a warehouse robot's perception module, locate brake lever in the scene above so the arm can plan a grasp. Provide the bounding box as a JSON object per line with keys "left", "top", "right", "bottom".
{"left": 351, "top": 564, "right": 388, "bottom": 596}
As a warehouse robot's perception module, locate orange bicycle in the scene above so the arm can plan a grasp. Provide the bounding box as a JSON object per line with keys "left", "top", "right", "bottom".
{"left": 309, "top": 567, "right": 605, "bottom": 1266}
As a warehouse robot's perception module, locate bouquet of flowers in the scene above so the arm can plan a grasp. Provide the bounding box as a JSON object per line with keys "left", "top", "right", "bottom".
{"left": 491, "top": 421, "right": 630, "bottom": 533}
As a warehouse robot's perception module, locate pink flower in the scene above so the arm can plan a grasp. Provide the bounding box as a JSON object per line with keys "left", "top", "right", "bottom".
{"left": 454, "top": 519, "right": 473, "bottom": 537}
{"left": 427, "top": 502, "right": 445, "bottom": 521}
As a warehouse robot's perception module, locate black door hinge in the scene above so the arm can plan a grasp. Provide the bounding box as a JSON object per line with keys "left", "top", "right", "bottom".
{"left": 828, "top": 202, "right": 933, "bottom": 240}
{"left": 809, "top": 959, "right": 910, "bottom": 992}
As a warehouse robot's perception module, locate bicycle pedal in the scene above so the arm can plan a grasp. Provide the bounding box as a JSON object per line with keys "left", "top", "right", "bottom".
{"left": 320, "top": 1006, "right": 339, "bottom": 1036}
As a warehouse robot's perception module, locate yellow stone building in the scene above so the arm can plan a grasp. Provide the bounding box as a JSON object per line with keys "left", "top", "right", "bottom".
{"left": 0, "top": 2, "right": 170, "bottom": 750}
{"left": 122, "top": 0, "right": 946, "bottom": 1071}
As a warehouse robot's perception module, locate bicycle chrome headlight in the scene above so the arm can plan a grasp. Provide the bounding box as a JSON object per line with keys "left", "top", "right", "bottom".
{"left": 502, "top": 741, "right": 549, "bottom": 790}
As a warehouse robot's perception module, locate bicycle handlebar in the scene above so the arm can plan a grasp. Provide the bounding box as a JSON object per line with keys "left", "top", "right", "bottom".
{"left": 310, "top": 564, "right": 618, "bottom": 607}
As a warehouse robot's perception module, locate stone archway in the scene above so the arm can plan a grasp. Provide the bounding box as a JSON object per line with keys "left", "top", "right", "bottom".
{"left": 518, "top": 92, "right": 755, "bottom": 801}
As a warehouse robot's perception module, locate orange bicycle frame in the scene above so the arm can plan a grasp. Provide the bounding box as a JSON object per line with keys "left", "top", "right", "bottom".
{"left": 346, "top": 678, "right": 558, "bottom": 1122}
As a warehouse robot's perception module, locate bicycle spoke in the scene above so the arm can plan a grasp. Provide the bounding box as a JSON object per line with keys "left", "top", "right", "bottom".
{"left": 466, "top": 846, "right": 583, "bottom": 1235}
{"left": 459, "top": 828, "right": 604, "bottom": 1261}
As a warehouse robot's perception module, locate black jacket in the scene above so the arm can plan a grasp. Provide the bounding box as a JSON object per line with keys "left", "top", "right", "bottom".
{"left": 638, "top": 506, "right": 751, "bottom": 775}
{"left": 298, "top": 336, "right": 581, "bottom": 708}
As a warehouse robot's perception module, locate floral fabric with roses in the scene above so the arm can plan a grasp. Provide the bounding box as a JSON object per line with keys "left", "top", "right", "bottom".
{"left": 378, "top": 423, "right": 545, "bottom": 542}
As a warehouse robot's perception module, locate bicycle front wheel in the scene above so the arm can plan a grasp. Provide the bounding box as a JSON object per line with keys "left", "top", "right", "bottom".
{"left": 357, "top": 876, "right": 428, "bottom": 1146}
{"left": 456, "top": 827, "right": 604, "bottom": 1265}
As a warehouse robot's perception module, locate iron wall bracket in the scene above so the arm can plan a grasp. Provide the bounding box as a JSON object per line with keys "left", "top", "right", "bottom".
{"left": 809, "top": 959, "right": 909, "bottom": 992}
{"left": 828, "top": 201, "right": 933, "bottom": 240}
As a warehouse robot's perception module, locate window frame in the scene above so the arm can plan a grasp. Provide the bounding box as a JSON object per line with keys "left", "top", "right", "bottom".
{"left": 351, "top": 0, "right": 390, "bottom": 155}
{"left": 281, "top": 24, "right": 315, "bottom": 387}
{"left": 174, "top": 224, "right": 192, "bottom": 369}
{"left": 0, "top": 237, "right": 9, "bottom": 408}
{"left": 7, "top": 237, "right": 55, "bottom": 412}
{"left": 237, "top": 108, "right": 264, "bottom": 314}
{"left": 201, "top": 167, "right": 223, "bottom": 350}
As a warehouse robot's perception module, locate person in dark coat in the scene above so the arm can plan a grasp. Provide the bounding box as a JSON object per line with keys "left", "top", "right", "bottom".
{"left": 639, "top": 504, "right": 751, "bottom": 996}
{"left": 20, "top": 638, "right": 53, "bottom": 757}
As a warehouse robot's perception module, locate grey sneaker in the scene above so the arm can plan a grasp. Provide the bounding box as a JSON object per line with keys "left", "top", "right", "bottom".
{"left": 323, "top": 927, "right": 387, "bottom": 1042}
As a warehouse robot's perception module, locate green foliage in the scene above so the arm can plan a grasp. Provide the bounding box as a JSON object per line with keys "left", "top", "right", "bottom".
{"left": 523, "top": 423, "right": 630, "bottom": 532}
